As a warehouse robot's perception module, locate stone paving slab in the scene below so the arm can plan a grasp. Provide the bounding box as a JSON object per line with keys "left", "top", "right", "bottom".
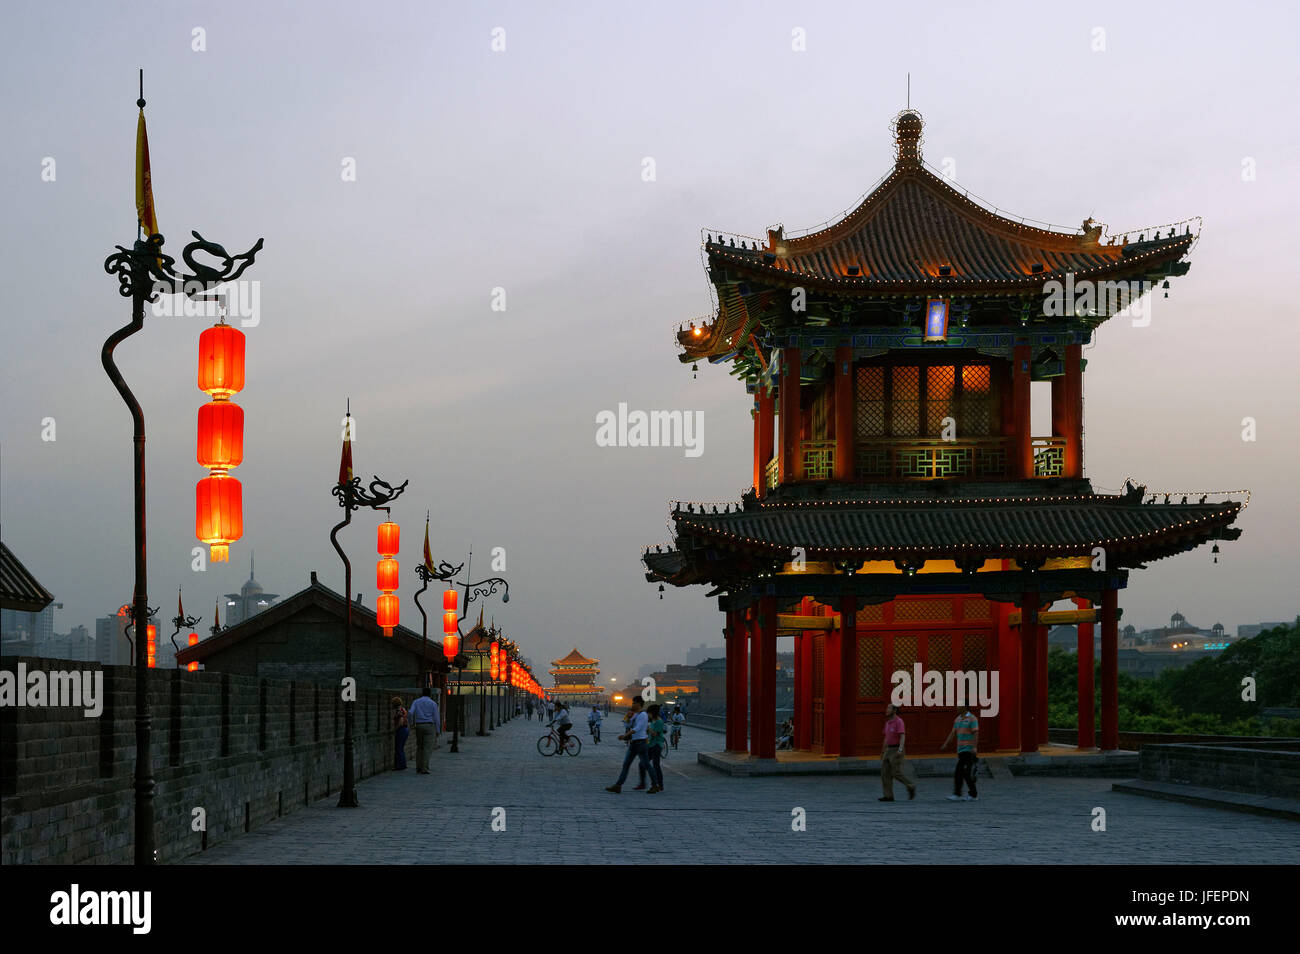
{"left": 182, "top": 715, "right": 1300, "bottom": 865}
{"left": 1112, "top": 779, "right": 1300, "bottom": 821}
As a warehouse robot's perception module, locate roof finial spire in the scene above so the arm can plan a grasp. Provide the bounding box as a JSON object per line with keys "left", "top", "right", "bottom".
{"left": 906, "top": 71, "right": 910, "bottom": 109}
{"left": 892, "top": 108, "right": 924, "bottom": 168}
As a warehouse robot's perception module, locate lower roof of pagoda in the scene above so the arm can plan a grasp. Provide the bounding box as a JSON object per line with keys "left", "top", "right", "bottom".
{"left": 643, "top": 480, "right": 1242, "bottom": 584}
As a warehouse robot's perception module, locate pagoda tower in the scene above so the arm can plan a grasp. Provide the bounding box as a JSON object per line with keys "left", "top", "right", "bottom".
{"left": 549, "top": 647, "right": 601, "bottom": 703}
{"left": 644, "top": 110, "right": 1243, "bottom": 760}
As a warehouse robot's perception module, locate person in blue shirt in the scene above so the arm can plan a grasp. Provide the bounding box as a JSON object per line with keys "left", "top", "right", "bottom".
{"left": 606, "top": 697, "right": 651, "bottom": 793}
{"left": 588, "top": 705, "right": 603, "bottom": 744}
{"left": 407, "top": 688, "right": 441, "bottom": 775}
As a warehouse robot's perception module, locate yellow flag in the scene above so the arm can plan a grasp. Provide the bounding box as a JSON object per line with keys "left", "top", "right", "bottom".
{"left": 135, "top": 108, "right": 159, "bottom": 236}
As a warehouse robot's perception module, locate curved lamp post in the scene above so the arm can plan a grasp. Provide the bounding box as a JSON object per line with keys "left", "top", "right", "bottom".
{"left": 330, "top": 470, "right": 408, "bottom": 808}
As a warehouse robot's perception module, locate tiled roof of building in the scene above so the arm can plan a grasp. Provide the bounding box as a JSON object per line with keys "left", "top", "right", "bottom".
{"left": 0, "top": 542, "right": 54, "bottom": 613}
{"left": 552, "top": 647, "right": 599, "bottom": 666}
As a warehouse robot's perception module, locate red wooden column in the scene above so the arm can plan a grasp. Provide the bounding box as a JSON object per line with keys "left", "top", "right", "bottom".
{"left": 1074, "top": 596, "right": 1096, "bottom": 749}
{"left": 1012, "top": 344, "right": 1032, "bottom": 478}
{"left": 733, "top": 607, "right": 751, "bottom": 752}
{"left": 838, "top": 594, "right": 858, "bottom": 757}
{"left": 750, "top": 595, "right": 778, "bottom": 758}
{"left": 1100, "top": 588, "right": 1119, "bottom": 750}
{"left": 797, "top": 622, "right": 813, "bottom": 749}
{"left": 751, "top": 399, "right": 763, "bottom": 497}
{"left": 823, "top": 622, "right": 843, "bottom": 757}
{"left": 756, "top": 388, "right": 775, "bottom": 499}
{"left": 779, "top": 347, "right": 802, "bottom": 484}
{"left": 833, "top": 345, "right": 854, "bottom": 481}
{"left": 1038, "top": 606, "right": 1049, "bottom": 745}
{"left": 1064, "top": 343, "right": 1083, "bottom": 477}
{"left": 996, "top": 597, "right": 1020, "bottom": 751}
{"left": 724, "top": 608, "right": 739, "bottom": 751}
{"left": 1019, "top": 591, "right": 1039, "bottom": 754}
{"left": 791, "top": 632, "right": 803, "bottom": 749}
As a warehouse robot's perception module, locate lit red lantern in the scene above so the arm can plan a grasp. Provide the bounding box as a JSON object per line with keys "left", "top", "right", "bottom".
{"left": 196, "top": 320, "right": 246, "bottom": 563}
{"left": 196, "top": 474, "right": 243, "bottom": 563}
{"left": 187, "top": 632, "right": 199, "bottom": 672}
{"left": 442, "top": 632, "right": 459, "bottom": 659}
{"left": 443, "top": 611, "right": 458, "bottom": 634}
{"left": 490, "top": 641, "right": 500, "bottom": 681}
{"left": 377, "top": 520, "right": 400, "bottom": 558}
{"left": 376, "top": 593, "right": 400, "bottom": 637}
{"left": 376, "top": 557, "right": 399, "bottom": 592}
{"left": 197, "top": 324, "right": 246, "bottom": 398}
{"left": 146, "top": 623, "right": 157, "bottom": 669}
{"left": 196, "top": 401, "right": 244, "bottom": 470}
{"left": 375, "top": 519, "right": 400, "bottom": 636}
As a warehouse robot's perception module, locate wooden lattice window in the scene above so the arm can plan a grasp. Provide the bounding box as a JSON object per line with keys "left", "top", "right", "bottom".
{"left": 893, "top": 634, "right": 920, "bottom": 675}
{"left": 811, "top": 386, "right": 829, "bottom": 440}
{"left": 928, "top": 634, "right": 953, "bottom": 674}
{"left": 854, "top": 360, "right": 997, "bottom": 439}
{"left": 858, "top": 634, "right": 884, "bottom": 698}
{"left": 962, "top": 634, "right": 988, "bottom": 672}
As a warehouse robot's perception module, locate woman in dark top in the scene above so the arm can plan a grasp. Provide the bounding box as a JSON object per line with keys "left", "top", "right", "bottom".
{"left": 392, "top": 696, "right": 409, "bottom": 770}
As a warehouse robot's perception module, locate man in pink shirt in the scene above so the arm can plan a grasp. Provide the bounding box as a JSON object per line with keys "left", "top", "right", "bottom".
{"left": 880, "top": 703, "right": 917, "bottom": 801}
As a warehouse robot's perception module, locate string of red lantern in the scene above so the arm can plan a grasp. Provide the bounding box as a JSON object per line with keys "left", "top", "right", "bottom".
{"left": 376, "top": 519, "right": 400, "bottom": 637}
{"left": 187, "top": 632, "right": 199, "bottom": 672}
{"left": 196, "top": 317, "right": 245, "bottom": 563}
{"left": 146, "top": 623, "right": 157, "bottom": 669}
{"left": 442, "top": 589, "right": 459, "bottom": 658}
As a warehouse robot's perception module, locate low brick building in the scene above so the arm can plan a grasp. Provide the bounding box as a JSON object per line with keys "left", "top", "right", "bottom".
{"left": 176, "top": 572, "right": 447, "bottom": 691}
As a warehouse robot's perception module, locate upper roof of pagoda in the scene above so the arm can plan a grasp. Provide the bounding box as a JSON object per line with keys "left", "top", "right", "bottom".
{"left": 552, "top": 647, "right": 599, "bottom": 667}
{"left": 697, "top": 109, "right": 1194, "bottom": 297}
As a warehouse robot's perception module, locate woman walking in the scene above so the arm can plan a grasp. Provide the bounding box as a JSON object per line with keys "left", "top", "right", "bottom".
{"left": 392, "top": 696, "right": 409, "bottom": 771}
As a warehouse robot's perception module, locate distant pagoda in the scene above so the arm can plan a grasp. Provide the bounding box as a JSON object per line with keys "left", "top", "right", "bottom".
{"left": 644, "top": 109, "right": 1243, "bottom": 760}
{"left": 549, "top": 647, "right": 601, "bottom": 702}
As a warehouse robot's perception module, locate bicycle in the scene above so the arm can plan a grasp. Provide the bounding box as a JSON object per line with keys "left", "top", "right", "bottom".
{"left": 588, "top": 722, "right": 601, "bottom": 744}
{"left": 537, "top": 725, "right": 582, "bottom": 757}
{"left": 670, "top": 725, "right": 681, "bottom": 750}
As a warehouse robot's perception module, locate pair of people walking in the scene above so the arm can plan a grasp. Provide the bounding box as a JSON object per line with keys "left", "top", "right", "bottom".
{"left": 393, "top": 688, "right": 441, "bottom": 775}
{"left": 877, "top": 704, "right": 980, "bottom": 802}
{"left": 605, "top": 697, "right": 667, "bottom": 794}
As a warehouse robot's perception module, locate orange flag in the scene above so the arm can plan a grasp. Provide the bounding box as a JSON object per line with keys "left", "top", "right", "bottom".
{"left": 135, "top": 107, "right": 159, "bottom": 236}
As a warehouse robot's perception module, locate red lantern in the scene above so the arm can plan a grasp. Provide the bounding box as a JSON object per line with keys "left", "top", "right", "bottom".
{"left": 186, "top": 633, "right": 199, "bottom": 672}
{"left": 376, "top": 593, "right": 400, "bottom": 637}
{"left": 377, "top": 520, "right": 400, "bottom": 557}
{"left": 197, "top": 400, "right": 244, "bottom": 470}
{"left": 443, "top": 589, "right": 457, "bottom": 612}
{"left": 197, "top": 323, "right": 246, "bottom": 398}
{"left": 443, "top": 611, "right": 458, "bottom": 634}
{"left": 376, "top": 557, "right": 399, "bottom": 592}
{"left": 442, "top": 632, "right": 459, "bottom": 659}
{"left": 490, "top": 641, "right": 500, "bottom": 681}
{"left": 146, "top": 624, "right": 157, "bottom": 668}
{"left": 196, "top": 474, "right": 243, "bottom": 562}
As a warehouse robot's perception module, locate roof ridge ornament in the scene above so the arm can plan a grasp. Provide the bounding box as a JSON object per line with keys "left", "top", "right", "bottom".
{"left": 891, "top": 109, "right": 924, "bottom": 169}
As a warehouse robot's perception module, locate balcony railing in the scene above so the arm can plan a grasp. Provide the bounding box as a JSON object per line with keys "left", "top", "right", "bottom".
{"left": 759, "top": 436, "right": 1070, "bottom": 487}
{"left": 801, "top": 440, "right": 836, "bottom": 480}
{"left": 855, "top": 437, "right": 1010, "bottom": 481}
{"left": 1031, "top": 437, "right": 1067, "bottom": 477}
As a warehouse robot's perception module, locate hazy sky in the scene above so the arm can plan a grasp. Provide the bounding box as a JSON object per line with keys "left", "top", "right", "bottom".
{"left": 3, "top": 0, "right": 1298, "bottom": 684}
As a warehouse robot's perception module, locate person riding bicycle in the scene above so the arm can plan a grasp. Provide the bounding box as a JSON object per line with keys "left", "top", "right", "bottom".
{"left": 550, "top": 702, "right": 572, "bottom": 749}
{"left": 588, "top": 705, "right": 602, "bottom": 743}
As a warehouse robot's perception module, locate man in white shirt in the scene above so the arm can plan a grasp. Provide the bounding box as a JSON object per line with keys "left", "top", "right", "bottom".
{"left": 606, "top": 697, "right": 651, "bottom": 793}
{"left": 588, "top": 705, "right": 603, "bottom": 744}
{"left": 551, "top": 702, "right": 572, "bottom": 748}
{"left": 407, "top": 688, "right": 441, "bottom": 775}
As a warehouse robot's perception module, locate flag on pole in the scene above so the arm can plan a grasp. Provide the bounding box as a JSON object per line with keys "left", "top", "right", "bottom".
{"left": 423, "top": 513, "right": 434, "bottom": 572}
{"left": 177, "top": 588, "right": 184, "bottom": 621}
{"left": 338, "top": 402, "right": 354, "bottom": 485}
{"left": 135, "top": 107, "right": 159, "bottom": 236}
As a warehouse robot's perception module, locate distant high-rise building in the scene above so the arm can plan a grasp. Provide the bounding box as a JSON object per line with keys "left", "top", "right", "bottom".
{"left": 95, "top": 605, "right": 133, "bottom": 665}
{"left": 223, "top": 553, "right": 279, "bottom": 627}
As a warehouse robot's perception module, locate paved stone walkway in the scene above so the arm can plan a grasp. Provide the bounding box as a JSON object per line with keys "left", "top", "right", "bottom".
{"left": 185, "top": 714, "right": 1300, "bottom": 864}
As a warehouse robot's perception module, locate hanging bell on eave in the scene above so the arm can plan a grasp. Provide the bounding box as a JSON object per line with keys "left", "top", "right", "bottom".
{"left": 658, "top": 584, "right": 665, "bottom": 600}
{"left": 692, "top": 362, "right": 699, "bottom": 379}
{"left": 1211, "top": 543, "right": 1220, "bottom": 564}
{"left": 1163, "top": 279, "right": 1170, "bottom": 299}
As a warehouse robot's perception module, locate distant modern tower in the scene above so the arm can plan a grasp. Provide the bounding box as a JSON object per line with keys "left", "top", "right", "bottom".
{"left": 223, "top": 553, "right": 279, "bottom": 627}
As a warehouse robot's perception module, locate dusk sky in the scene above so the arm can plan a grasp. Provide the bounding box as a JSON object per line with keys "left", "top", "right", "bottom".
{"left": 3, "top": 0, "right": 1298, "bottom": 684}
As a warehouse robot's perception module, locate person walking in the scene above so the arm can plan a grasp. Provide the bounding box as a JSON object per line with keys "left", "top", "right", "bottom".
{"left": 606, "top": 697, "right": 651, "bottom": 793}
{"left": 391, "top": 696, "right": 409, "bottom": 771}
{"left": 879, "top": 703, "right": 916, "bottom": 801}
{"left": 941, "top": 707, "right": 980, "bottom": 801}
{"left": 645, "top": 703, "right": 666, "bottom": 794}
{"left": 408, "top": 687, "right": 441, "bottom": 775}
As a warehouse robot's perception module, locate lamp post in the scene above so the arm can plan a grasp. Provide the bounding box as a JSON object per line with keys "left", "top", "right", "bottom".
{"left": 102, "top": 80, "right": 262, "bottom": 863}
{"left": 330, "top": 462, "right": 408, "bottom": 808}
